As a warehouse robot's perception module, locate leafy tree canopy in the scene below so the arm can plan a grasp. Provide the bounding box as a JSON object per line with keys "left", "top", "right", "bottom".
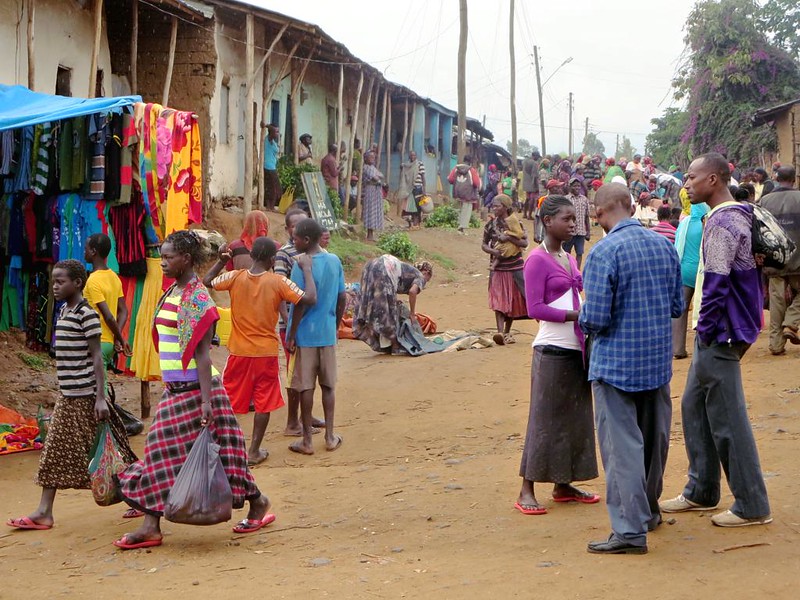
{"left": 646, "top": 108, "right": 690, "bottom": 169}
{"left": 616, "top": 135, "right": 637, "bottom": 160}
{"left": 582, "top": 132, "right": 605, "bottom": 156}
{"left": 506, "top": 138, "right": 538, "bottom": 158}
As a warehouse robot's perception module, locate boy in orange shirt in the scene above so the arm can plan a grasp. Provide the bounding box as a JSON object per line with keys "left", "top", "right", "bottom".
{"left": 204, "top": 237, "right": 317, "bottom": 465}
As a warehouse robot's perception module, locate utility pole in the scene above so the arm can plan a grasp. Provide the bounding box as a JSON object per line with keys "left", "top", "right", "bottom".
{"left": 508, "top": 0, "right": 517, "bottom": 165}
{"left": 568, "top": 92, "right": 574, "bottom": 156}
{"left": 457, "top": 0, "right": 468, "bottom": 162}
{"left": 533, "top": 46, "right": 545, "bottom": 156}
{"left": 615, "top": 133, "right": 620, "bottom": 158}
{"left": 584, "top": 117, "right": 589, "bottom": 148}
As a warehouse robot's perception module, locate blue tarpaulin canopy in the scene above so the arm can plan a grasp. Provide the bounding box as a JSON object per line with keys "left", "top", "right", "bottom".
{"left": 0, "top": 85, "right": 142, "bottom": 131}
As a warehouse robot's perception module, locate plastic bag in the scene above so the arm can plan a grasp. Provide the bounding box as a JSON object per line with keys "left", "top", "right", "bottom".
{"left": 164, "top": 427, "right": 233, "bottom": 526}
{"left": 112, "top": 403, "right": 144, "bottom": 437}
{"left": 88, "top": 422, "right": 127, "bottom": 506}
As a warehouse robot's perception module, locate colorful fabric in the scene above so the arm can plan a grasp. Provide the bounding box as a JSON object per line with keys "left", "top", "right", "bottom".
{"left": 289, "top": 252, "right": 346, "bottom": 348}
{"left": 117, "top": 378, "right": 260, "bottom": 516}
{"left": 86, "top": 113, "right": 108, "bottom": 200}
{"left": 138, "top": 103, "right": 166, "bottom": 239}
{"left": 579, "top": 218, "right": 684, "bottom": 393}
{"left": 651, "top": 221, "right": 677, "bottom": 244}
{"left": 35, "top": 394, "right": 135, "bottom": 489}
{"left": 131, "top": 257, "right": 163, "bottom": 380}
{"left": 239, "top": 210, "right": 270, "bottom": 251}
{"left": 361, "top": 164, "right": 384, "bottom": 230}
{"left": 166, "top": 111, "right": 202, "bottom": 234}
{"left": 222, "top": 355, "right": 285, "bottom": 414}
{"left": 31, "top": 122, "right": 53, "bottom": 195}
{"left": 84, "top": 268, "right": 124, "bottom": 344}
{"left": 152, "top": 276, "right": 218, "bottom": 373}
{"left": 0, "top": 424, "right": 42, "bottom": 455}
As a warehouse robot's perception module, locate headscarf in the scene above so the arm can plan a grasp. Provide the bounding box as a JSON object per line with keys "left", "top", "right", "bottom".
{"left": 152, "top": 276, "right": 219, "bottom": 371}
{"left": 605, "top": 157, "right": 616, "bottom": 166}
{"left": 591, "top": 179, "right": 603, "bottom": 190}
{"left": 675, "top": 202, "right": 709, "bottom": 260}
{"left": 240, "top": 210, "right": 270, "bottom": 250}
{"left": 414, "top": 260, "right": 433, "bottom": 276}
{"left": 546, "top": 179, "right": 562, "bottom": 190}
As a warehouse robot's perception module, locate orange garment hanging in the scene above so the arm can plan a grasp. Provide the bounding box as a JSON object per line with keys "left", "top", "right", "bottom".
{"left": 166, "top": 111, "right": 202, "bottom": 234}
{"left": 131, "top": 257, "right": 164, "bottom": 381}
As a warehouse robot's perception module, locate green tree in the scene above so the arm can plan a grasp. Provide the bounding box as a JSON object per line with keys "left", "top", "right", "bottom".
{"left": 673, "top": 0, "right": 800, "bottom": 166}
{"left": 646, "top": 108, "right": 690, "bottom": 169}
{"left": 582, "top": 132, "right": 605, "bottom": 156}
{"left": 762, "top": 0, "right": 800, "bottom": 59}
{"left": 506, "top": 138, "right": 537, "bottom": 158}
{"left": 616, "top": 135, "right": 637, "bottom": 160}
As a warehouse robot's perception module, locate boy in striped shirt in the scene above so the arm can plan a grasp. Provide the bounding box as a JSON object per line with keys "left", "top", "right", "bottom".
{"left": 651, "top": 205, "right": 677, "bottom": 244}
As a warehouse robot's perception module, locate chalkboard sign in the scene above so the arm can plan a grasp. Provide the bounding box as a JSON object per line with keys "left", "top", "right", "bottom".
{"left": 301, "top": 172, "right": 338, "bottom": 231}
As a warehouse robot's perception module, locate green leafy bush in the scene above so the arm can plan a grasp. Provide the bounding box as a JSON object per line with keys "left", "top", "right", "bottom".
{"left": 327, "top": 186, "right": 343, "bottom": 220}
{"left": 376, "top": 232, "right": 419, "bottom": 261}
{"left": 277, "top": 156, "right": 318, "bottom": 193}
{"left": 424, "top": 204, "right": 482, "bottom": 229}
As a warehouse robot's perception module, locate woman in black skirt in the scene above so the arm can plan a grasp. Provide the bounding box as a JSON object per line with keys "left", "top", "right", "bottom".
{"left": 515, "top": 196, "right": 599, "bottom": 515}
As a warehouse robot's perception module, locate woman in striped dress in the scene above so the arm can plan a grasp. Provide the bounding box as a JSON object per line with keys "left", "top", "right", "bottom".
{"left": 114, "top": 231, "right": 272, "bottom": 550}
{"left": 362, "top": 151, "right": 385, "bottom": 241}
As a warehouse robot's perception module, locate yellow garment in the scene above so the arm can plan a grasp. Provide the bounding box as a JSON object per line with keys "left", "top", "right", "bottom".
{"left": 131, "top": 257, "right": 164, "bottom": 381}
{"left": 84, "top": 269, "right": 124, "bottom": 344}
{"left": 680, "top": 188, "right": 691, "bottom": 215}
{"left": 166, "top": 114, "right": 202, "bottom": 235}
{"left": 497, "top": 213, "right": 524, "bottom": 258}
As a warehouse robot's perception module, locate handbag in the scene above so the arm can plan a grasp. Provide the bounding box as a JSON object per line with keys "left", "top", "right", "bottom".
{"left": 88, "top": 422, "right": 128, "bottom": 506}
{"left": 751, "top": 204, "right": 796, "bottom": 270}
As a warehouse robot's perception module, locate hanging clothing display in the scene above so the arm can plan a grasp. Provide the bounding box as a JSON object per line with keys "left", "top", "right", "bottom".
{"left": 131, "top": 257, "right": 163, "bottom": 381}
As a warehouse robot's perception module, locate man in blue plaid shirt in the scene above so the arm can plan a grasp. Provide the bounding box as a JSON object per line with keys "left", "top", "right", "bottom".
{"left": 579, "top": 182, "right": 684, "bottom": 555}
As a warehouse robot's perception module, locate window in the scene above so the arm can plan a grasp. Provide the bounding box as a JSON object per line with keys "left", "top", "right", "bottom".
{"left": 56, "top": 66, "right": 72, "bottom": 97}
{"left": 219, "top": 83, "right": 230, "bottom": 143}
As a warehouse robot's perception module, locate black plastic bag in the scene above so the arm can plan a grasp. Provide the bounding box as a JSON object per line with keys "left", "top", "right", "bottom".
{"left": 164, "top": 427, "right": 233, "bottom": 525}
{"left": 113, "top": 403, "right": 144, "bottom": 437}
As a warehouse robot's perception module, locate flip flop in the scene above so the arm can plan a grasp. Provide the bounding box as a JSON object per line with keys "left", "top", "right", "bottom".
{"left": 326, "top": 434, "right": 343, "bottom": 452}
{"left": 232, "top": 513, "right": 276, "bottom": 534}
{"left": 122, "top": 509, "right": 144, "bottom": 519}
{"left": 6, "top": 516, "right": 52, "bottom": 530}
{"left": 552, "top": 491, "right": 601, "bottom": 504}
{"left": 514, "top": 502, "right": 547, "bottom": 515}
{"left": 112, "top": 535, "right": 163, "bottom": 550}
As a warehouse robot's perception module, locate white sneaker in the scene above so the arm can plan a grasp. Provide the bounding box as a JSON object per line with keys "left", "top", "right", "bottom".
{"left": 711, "top": 510, "right": 773, "bottom": 527}
{"left": 659, "top": 494, "right": 717, "bottom": 513}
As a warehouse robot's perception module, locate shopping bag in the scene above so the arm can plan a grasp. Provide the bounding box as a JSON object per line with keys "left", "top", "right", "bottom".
{"left": 112, "top": 403, "right": 144, "bottom": 437}
{"left": 278, "top": 186, "right": 295, "bottom": 214}
{"left": 164, "top": 427, "right": 233, "bottom": 526}
{"left": 88, "top": 422, "right": 127, "bottom": 506}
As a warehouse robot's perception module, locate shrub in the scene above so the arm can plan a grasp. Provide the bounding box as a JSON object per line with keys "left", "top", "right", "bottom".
{"left": 424, "top": 203, "right": 482, "bottom": 229}
{"left": 327, "top": 186, "right": 343, "bottom": 220}
{"left": 277, "top": 156, "right": 318, "bottom": 193}
{"left": 376, "top": 232, "right": 419, "bottom": 261}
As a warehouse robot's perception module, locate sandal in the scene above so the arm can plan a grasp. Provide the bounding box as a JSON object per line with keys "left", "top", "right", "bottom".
{"left": 552, "top": 489, "right": 601, "bottom": 504}
{"left": 514, "top": 501, "right": 547, "bottom": 515}
{"left": 503, "top": 334, "right": 516, "bottom": 344}
{"left": 232, "top": 513, "right": 276, "bottom": 534}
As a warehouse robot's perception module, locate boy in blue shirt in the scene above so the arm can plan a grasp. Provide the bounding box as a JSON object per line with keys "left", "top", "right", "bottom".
{"left": 286, "top": 219, "right": 346, "bottom": 455}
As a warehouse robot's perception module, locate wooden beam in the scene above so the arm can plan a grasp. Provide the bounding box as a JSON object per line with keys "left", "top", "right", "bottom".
{"left": 162, "top": 15, "right": 178, "bottom": 106}
{"left": 244, "top": 13, "right": 255, "bottom": 212}
{"left": 336, "top": 64, "right": 344, "bottom": 162}
{"left": 257, "top": 46, "right": 271, "bottom": 209}
{"left": 355, "top": 76, "right": 375, "bottom": 222}
{"left": 26, "top": 0, "right": 35, "bottom": 90}
{"left": 290, "top": 50, "right": 315, "bottom": 164}
{"left": 88, "top": 0, "right": 104, "bottom": 97}
{"left": 377, "top": 87, "right": 388, "bottom": 169}
{"left": 130, "top": 0, "right": 138, "bottom": 94}
{"left": 386, "top": 91, "right": 393, "bottom": 207}
{"left": 400, "top": 98, "right": 409, "bottom": 160}
{"left": 408, "top": 99, "right": 417, "bottom": 157}
{"left": 344, "top": 69, "right": 364, "bottom": 220}
{"left": 246, "top": 22, "right": 288, "bottom": 95}
{"left": 265, "top": 39, "right": 300, "bottom": 102}
{"left": 140, "top": 380, "right": 151, "bottom": 420}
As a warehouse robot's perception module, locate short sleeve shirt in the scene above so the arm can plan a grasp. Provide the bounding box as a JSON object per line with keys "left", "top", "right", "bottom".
{"left": 212, "top": 269, "right": 304, "bottom": 356}
{"left": 84, "top": 268, "right": 124, "bottom": 344}
{"left": 54, "top": 300, "right": 102, "bottom": 397}
{"left": 288, "top": 252, "right": 346, "bottom": 347}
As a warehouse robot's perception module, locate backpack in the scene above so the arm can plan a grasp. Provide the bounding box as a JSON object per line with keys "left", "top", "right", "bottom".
{"left": 453, "top": 165, "right": 476, "bottom": 201}
{"left": 751, "top": 203, "right": 796, "bottom": 270}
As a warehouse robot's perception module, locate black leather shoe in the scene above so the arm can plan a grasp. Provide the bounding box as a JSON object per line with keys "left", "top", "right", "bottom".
{"left": 587, "top": 535, "right": 648, "bottom": 555}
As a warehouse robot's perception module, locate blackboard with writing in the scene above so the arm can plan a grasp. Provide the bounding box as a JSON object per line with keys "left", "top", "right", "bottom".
{"left": 301, "top": 171, "right": 338, "bottom": 231}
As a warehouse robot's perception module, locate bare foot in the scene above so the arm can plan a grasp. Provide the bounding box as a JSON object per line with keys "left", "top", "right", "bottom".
{"left": 312, "top": 416, "right": 326, "bottom": 428}
{"left": 246, "top": 494, "right": 271, "bottom": 522}
{"left": 288, "top": 440, "right": 314, "bottom": 455}
{"left": 283, "top": 426, "right": 320, "bottom": 437}
{"left": 325, "top": 434, "right": 343, "bottom": 452}
{"left": 247, "top": 449, "right": 269, "bottom": 466}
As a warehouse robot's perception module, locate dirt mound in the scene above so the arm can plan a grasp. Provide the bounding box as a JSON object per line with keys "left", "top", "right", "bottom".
{"left": 0, "top": 331, "right": 59, "bottom": 418}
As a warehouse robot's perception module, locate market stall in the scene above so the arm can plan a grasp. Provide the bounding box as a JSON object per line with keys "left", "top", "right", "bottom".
{"left": 0, "top": 84, "right": 204, "bottom": 417}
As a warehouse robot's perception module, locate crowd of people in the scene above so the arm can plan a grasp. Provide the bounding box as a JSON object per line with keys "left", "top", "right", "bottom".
{"left": 5, "top": 133, "right": 800, "bottom": 558}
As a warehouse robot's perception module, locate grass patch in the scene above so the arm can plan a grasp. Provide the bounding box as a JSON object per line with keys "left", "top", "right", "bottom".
{"left": 18, "top": 351, "right": 49, "bottom": 371}
{"left": 422, "top": 251, "right": 456, "bottom": 271}
{"left": 327, "top": 234, "right": 378, "bottom": 272}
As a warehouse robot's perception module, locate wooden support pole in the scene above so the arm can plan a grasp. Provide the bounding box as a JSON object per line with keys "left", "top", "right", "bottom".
{"left": 88, "top": 0, "right": 104, "bottom": 98}
{"left": 246, "top": 22, "right": 288, "bottom": 95}
{"left": 290, "top": 51, "right": 315, "bottom": 164}
{"left": 162, "top": 15, "right": 178, "bottom": 106}
{"left": 377, "top": 88, "right": 388, "bottom": 169}
{"left": 355, "top": 76, "right": 375, "bottom": 223}
{"left": 408, "top": 99, "right": 417, "bottom": 156}
{"left": 509, "top": 0, "right": 517, "bottom": 165}
{"left": 26, "top": 0, "right": 35, "bottom": 90}
{"left": 386, "top": 91, "right": 393, "bottom": 207}
{"left": 344, "top": 69, "right": 364, "bottom": 220}
{"left": 258, "top": 51, "right": 271, "bottom": 209}
{"left": 140, "top": 380, "right": 151, "bottom": 419}
{"left": 397, "top": 96, "right": 408, "bottom": 217}
{"left": 244, "top": 13, "right": 255, "bottom": 213}
{"left": 456, "top": 0, "right": 468, "bottom": 161}
{"left": 130, "top": 0, "right": 138, "bottom": 94}
{"left": 265, "top": 39, "right": 300, "bottom": 102}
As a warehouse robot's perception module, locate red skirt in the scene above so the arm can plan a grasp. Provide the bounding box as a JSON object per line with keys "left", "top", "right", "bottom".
{"left": 488, "top": 269, "right": 528, "bottom": 318}
{"left": 117, "top": 378, "right": 260, "bottom": 516}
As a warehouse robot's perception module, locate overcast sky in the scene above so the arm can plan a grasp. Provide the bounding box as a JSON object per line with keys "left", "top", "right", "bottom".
{"left": 252, "top": 0, "right": 696, "bottom": 156}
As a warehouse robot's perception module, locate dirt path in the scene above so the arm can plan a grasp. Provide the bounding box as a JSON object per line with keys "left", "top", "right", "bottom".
{"left": 1, "top": 225, "right": 799, "bottom": 599}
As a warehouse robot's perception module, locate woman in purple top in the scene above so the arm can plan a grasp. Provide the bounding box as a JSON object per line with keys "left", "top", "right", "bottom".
{"left": 515, "top": 196, "right": 599, "bottom": 516}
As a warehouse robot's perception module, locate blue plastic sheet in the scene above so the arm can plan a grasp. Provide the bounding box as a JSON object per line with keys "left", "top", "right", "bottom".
{"left": 0, "top": 85, "right": 141, "bottom": 131}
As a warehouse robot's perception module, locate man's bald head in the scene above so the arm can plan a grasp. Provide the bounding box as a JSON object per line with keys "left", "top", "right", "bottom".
{"left": 595, "top": 182, "right": 632, "bottom": 211}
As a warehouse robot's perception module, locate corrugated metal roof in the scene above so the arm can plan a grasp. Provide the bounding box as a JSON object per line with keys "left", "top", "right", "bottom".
{"left": 752, "top": 98, "right": 800, "bottom": 127}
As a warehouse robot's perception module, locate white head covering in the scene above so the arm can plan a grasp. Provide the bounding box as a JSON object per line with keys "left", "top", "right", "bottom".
{"left": 611, "top": 175, "right": 636, "bottom": 207}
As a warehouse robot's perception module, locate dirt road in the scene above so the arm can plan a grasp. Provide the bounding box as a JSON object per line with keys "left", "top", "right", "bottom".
{"left": 1, "top": 225, "right": 798, "bottom": 599}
